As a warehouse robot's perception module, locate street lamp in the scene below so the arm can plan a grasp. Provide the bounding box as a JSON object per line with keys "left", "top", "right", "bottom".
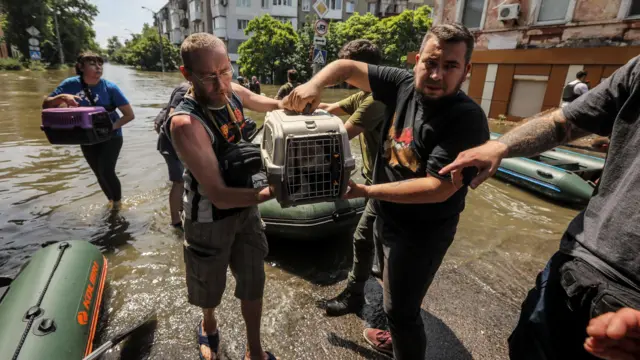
{"left": 142, "top": 6, "right": 166, "bottom": 73}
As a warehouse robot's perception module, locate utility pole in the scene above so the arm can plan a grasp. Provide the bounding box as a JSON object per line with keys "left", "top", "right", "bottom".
{"left": 50, "top": 5, "right": 64, "bottom": 64}
{"left": 142, "top": 6, "right": 166, "bottom": 73}
{"left": 204, "top": 0, "right": 212, "bottom": 33}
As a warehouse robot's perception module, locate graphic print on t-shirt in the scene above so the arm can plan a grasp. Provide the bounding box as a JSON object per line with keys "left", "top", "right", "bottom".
{"left": 383, "top": 112, "right": 421, "bottom": 173}
{"left": 74, "top": 90, "right": 100, "bottom": 105}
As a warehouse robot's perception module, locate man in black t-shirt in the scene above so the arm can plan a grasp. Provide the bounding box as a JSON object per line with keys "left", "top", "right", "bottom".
{"left": 284, "top": 24, "right": 489, "bottom": 359}
{"left": 155, "top": 82, "right": 190, "bottom": 229}
{"left": 440, "top": 55, "right": 640, "bottom": 359}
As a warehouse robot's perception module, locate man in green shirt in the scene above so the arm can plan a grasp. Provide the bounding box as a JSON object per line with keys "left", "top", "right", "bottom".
{"left": 274, "top": 69, "right": 299, "bottom": 100}
{"left": 317, "top": 39, "right": 388, "bottom": 316}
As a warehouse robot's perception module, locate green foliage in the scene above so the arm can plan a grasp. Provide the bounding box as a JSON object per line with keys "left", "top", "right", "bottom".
{"left": 0, "top": 57, "right": 23, "bottom": 70}
{"left": 369, "top": 6, "right": 433, "bottom": 66}
{"left": 27, "top": 60, "right": 45, "bottom": 71}
{"left": 238, "top": 14, "right": 299, "bottom": 83}
{"left": 106, "top": 36, "right": 123, "bottom": 59}
{"left": 1, "top": 0, "right": 99, "bottom": 66}
{"left": 238, "top": 6, "right": 433, "bottom": 83}
{"left": 109, "top": 24, "right": 181, "bottom": 71}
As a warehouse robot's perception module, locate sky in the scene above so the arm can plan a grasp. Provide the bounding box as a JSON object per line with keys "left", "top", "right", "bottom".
{"left": 91, "top": 0, "right": 169, "bottom": 47}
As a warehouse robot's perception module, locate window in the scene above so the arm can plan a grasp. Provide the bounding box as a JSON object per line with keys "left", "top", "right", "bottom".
{"left": 367, "top": 2, "right": 376, "bottom": 13}
{"left": 460, "top": 0, "right": 486, "bottom": 29}
{"left": 619, "top": 0, "right": 640, "bottom": 18}
{"left": 537, "top": 0, "right": 570, "bottom": 23}
{"left": 273, "top": 16, "right": 292, "bottom": 24}
{"left": 346, "top": 0, "right": 355, "bottom": 13}
{"left": 262, "top": 0, "right": 269, "bottom": 8}
{"left": 302, "top": 0, "right": 310, "bottom": 11}
{"left": 272, "top": 0, "right": 292, "bottom": 6}
{"left": 509, "top": 80, "right": 548, "bottom": 118}
{"left": 237, "top": 0, "right": 251, "bottom": 7}
{"left": 330, "top": 0, "right": 342, "bottom": 10}
{"left": 214, "top": 17, "right": 226, "bottom": 29}
{"left": 237, "top": 19, "right": 249, "bottom": 30}
{"left": 630, "top": 0, "right": 640, "bottom": 17}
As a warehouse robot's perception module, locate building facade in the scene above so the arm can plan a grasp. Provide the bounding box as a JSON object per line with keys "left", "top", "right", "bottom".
{"left": 154, "top": 0, "right": 434, "bottom": 75}
{"left": 297, "top": 0, "right": 433, "bottom": 29}
{"left": 414, "top": 0, "right": 640, "bottom": 120}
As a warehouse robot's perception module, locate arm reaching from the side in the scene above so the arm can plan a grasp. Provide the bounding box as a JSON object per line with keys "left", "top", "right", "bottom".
{"left": 284, "top": 60, "right": 370, "bottom": 113}
{"left": 584, "top": 308, "right": 640, "bottom": 360}
{"left": 439, "top": 108, "right": 591, "bottom": 189}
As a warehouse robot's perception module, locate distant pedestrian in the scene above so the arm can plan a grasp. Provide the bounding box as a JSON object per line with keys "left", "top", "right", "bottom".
{"left": 249, "top": 76, "right": 261, "bottom": 94}
{"left": 274, "top": 69, "right": 299, "bottom": 100}
{"left": 561, "top": 70, "right": 589, "bottom": 108}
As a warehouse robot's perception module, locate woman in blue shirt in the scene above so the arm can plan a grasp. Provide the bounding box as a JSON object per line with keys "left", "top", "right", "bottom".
{"left": 43, "top": 51, "right": 135, "bottom": 209}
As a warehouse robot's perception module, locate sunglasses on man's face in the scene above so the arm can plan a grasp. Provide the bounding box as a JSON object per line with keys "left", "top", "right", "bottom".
{"left": 190, "top": 67, "right": 235, "bottom": 86}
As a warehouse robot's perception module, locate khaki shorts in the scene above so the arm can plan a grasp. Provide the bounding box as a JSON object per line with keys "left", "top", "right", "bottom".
{"left": 183, "top": 206, "right": 268, "bottom": 308}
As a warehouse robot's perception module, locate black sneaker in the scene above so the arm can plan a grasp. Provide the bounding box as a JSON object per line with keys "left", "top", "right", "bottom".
{"left": 325, "top": 288, "right": 364, "bottom": 317}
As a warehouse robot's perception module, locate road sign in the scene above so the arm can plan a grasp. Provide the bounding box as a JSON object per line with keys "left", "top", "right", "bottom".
{"left": 313, "top": 0, "right": 329, "bottom": 18}
{"left": 313, "top": 49, "right": 327, "bottom": 65}
{"left": 314, "top": 19, "right": 329, "bottom": 36}
{"left": 29, "top": 50, "right": 42, "bottom": 61}
{"left": 313, "top": 36, "right": 326, "bottom": 46}
{"left": 26, "top": 26, "right": 40, "bottom": 37}
{"left": 29, "top": 45, "right": 40, "bottom": 51}
{"left": 29, "top": 38, "right": 40, "bottom": 46}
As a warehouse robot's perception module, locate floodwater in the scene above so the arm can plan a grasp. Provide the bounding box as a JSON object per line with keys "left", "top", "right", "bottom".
{"left": 0, "top": 64, "right": 589, "bottom": 359}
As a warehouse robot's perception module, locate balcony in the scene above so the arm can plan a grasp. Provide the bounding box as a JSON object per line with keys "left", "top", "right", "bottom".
{"left": 190, "top": 0, "right": 202, "bottom": 21}
{"left": 213, "top": 28, "right": 228, "bottom": 39}
{"left": 171, "top": 29, "right": 183, "bottom": 44}
{"left": 212, "top": 3, "right": 227, "bottom": 17}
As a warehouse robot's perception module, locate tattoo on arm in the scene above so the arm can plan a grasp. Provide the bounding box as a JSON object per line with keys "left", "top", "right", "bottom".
{"left": 498, "top": 109, "right": 591, "bottom": 158}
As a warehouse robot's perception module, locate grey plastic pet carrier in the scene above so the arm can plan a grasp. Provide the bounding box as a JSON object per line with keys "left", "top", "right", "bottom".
{"left": 261, "top": 109, "right": 356, "bottom": 207}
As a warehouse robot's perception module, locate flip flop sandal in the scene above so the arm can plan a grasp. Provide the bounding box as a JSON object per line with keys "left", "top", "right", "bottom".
{"left": 196, "top": 320, "right": 220, "bottom": 360}
{"left": 241, "top": 348, "right": 278, "bottom": 360}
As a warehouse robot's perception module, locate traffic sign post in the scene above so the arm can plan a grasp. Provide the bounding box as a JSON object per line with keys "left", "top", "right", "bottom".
{"left": 25, "top": 27, "right": 42, "bottom": 62}
{"left": 311, "top": 3, "right": 330, "bottom": 75}
{"left": 313, "top": 49, "right": 327, "bottom": 65}
{"left": 313, "top": 36, "right": 326, "bottom": 46}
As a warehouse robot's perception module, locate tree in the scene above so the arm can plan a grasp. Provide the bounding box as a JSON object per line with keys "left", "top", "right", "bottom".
{"left": 369, "top": 6, "right": 432, "bottom": 66}
{"left": 238, "top": 14, "right": 298, "bottom": 83}
{"left": 106, "top": 36, "right": 123, "bottom": 58}
{"left": 325, "top": 13, "right": 379, "bottom": 63}
{"left": 110, "top": 24, "right": 180, "bottom": 71}
{"left": 1, "top": 0, "right": 99, "bottom": 65}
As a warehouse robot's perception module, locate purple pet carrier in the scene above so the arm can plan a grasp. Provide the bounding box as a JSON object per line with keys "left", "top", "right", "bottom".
{"left": 41, "top": 107, "right": 113, "bottom": 145}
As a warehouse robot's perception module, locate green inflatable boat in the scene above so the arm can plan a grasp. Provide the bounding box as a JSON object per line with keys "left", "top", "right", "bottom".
{"left": 490, "top": 133, "right": 605, "bottom": 204}
{"left": 0, "top": 241, "right": 108, "bottom": 360}
{"left": 252, "top": 127, "right": 366, "bottom": 240}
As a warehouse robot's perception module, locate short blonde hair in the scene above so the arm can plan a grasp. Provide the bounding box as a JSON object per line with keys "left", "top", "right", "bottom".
{"left": 180, "top": 33, "right": 226, "bottom": 69}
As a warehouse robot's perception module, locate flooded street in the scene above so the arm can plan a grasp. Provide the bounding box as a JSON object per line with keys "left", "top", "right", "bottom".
{"left": 1, "top": 64, "right": 583, "bottom": 359}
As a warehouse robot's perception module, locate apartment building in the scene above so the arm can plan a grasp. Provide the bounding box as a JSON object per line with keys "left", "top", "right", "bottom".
{"left": 413, "top": 0, "right": 640, "bottom": 121}
{"left": 297, "top": 0, "right": 433, "bottom": 28}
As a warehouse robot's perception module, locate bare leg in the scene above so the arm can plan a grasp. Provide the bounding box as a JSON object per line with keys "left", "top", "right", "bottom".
{"left": 241, "top": 299, "right": 268, "bottom": 360}
{"left": 200, "top": 307, "right": 218, "bottom": 360}
{"left": 169, "top": 180, "right": 184, "bottom": 225}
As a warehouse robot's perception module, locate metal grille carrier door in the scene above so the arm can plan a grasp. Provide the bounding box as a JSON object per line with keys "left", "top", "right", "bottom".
{"left": 262, "top": 110, "right": 355, "bottom": 207}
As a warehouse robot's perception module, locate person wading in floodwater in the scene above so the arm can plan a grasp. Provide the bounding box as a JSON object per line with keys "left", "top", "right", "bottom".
{"left": 43, "top": 51, "right": 135, "bottom": 210}
{"left": 166, "top": 33, "right": 287, "bottom": 360}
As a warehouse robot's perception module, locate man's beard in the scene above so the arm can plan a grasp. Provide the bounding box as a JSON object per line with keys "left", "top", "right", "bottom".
{"left": 415, "top": 77, "right": 464, "bottom": 104}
